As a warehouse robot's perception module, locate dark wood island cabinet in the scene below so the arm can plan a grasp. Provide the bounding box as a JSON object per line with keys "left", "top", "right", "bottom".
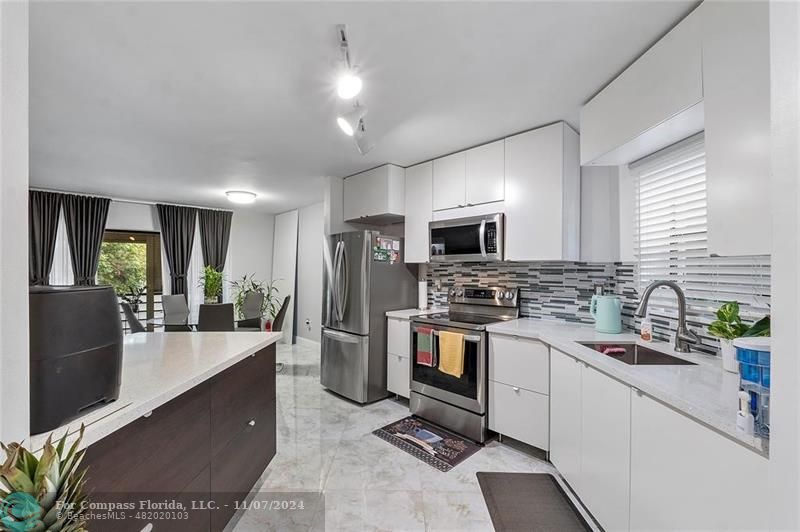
{"left": 81, "top": 344, "right": 276, "bottom": 532}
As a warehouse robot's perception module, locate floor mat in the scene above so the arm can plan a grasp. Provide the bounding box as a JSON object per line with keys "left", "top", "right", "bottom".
{"left": 476, "top": 472, "right": 591, "bottom": 531}
{"left": 372, "top": 416, "right": 481, "bottom": 472}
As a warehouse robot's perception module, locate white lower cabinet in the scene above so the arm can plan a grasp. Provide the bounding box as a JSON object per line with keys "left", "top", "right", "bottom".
{"left": 386, "top": 317, "right": 411, "bottom": 398}
{"left": 629, "top": 392, "right": 769, "bottom": 531}
{"left": 489, "top": 380, "right": 549, "bottom": 450}
{"left": 579, "top": 365, "right": 631, "bottom": 532}
{"left": 549, "top": 350, "right": 582, "bottom": 489}
{"left": 387, "top": 352, "right": 410, "bottom": 398}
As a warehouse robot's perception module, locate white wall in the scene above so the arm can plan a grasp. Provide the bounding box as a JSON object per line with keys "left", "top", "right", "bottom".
{"left": 580, "top": 166, "right": 620, "bottom": 262}
{"left": 296, "top": 202, "right": 324, "bottom": 343}
{"left": 0, "top": 0, "right": 29, "bottom": 442}
{"left": 768, "top": 0, "right": 800, "bottom": 527}
{"left": 272, "top": 210, "right": 299, "bottom": 343}
{"left": 228, "top": 209, "right": 275, "bottom": 287}
{"left": 105, "top": 201, "right": 160, "bottom": 232}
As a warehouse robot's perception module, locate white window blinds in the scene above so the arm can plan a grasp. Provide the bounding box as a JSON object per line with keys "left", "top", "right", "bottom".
{"left": 631, "top": 133, "right": 770, "bottom": 352}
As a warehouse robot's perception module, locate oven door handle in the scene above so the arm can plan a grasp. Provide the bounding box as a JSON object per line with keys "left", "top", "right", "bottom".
{"left": 412, "top": 327, "right": 482, "bottom": 343}
{"left": 479, "top": 220, "right": 487, "bottom": 258}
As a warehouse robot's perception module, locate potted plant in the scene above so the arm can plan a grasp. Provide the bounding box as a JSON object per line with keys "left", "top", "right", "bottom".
{"left": 708, "top": 301, "right": 770, "bottom": 373}
{"left": 230, "top": 274, "right": 280, "bottom": 329}
{"left": 0, "top": 426, "right": 89, "bottom": 531}
{"left": 200, "top": 266, "right": 223, "bottom": 304}
{"left": 119, "top": 283, "right": 146, "bottom": 314}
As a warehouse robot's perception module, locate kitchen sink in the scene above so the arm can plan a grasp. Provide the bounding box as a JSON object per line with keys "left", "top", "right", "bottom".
{"left": 577, "top": 342, "right": 697, "bottom": 366}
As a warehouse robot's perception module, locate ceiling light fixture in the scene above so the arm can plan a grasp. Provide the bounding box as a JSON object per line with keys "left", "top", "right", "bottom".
{"left": 336, "top": 24, "right": 362, "bottom": 100}
{"left": 225, "top": 190, "right": 257, "bottom": 204}
{"left": 336, "top": 104, "right": 368, "bottom": 137}
{"left": 355, "top": 121, "right": 374, "bottom": 155}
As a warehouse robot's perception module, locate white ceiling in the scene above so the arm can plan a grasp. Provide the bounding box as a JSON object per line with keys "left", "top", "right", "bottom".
{"left": 30, "top": 1, "right": 696, "bottom": 213}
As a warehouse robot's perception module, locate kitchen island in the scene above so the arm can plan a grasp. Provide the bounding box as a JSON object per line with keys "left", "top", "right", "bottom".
{"left": 29, "top": 331, "right": 282, "bottom": 532}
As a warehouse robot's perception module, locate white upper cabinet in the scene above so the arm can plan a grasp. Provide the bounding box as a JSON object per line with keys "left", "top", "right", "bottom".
{"left": 403, "top": 162, "right": 433, "bottom": 263}
{"left": 702, "top": 0, "right": 771, "bottom": 256}
{"left": 465, "top": 140, "right": 505, "bottom": 206}
{"left": 433, "top": 141, "right": 505, "bottom": 212}
{"left": 343, "top": 164, "right": 405, "bottom": 223}
{"left": 432, "top": 152, "right": 466, "bottom": 210}
{"left": 580, "top": 6, "right": 704, "bottom": 166}
{"left": 504, "top": 122, "right": 580, "bottom": 261}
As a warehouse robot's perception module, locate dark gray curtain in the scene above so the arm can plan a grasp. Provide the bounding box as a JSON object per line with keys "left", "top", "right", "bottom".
{"left": 157, "top": 204, "right": 197, "bottom": 296}
{"left": 63, "top": 194, "right": 111, "bottom": 286}
{"left": 29, "top": 190, "right": 63, "bottom": 285}
{"left": 198, "top": 209, "right": 233, "bottom": 271}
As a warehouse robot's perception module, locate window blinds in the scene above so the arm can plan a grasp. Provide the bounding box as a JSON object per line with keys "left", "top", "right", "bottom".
{"left": 631, "top": 133, "right": 770, "bottom": 350}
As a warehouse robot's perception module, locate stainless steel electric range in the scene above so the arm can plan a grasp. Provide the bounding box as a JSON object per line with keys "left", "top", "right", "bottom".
{"left": 409, "top": 286, "right": 519, "bottom": 443}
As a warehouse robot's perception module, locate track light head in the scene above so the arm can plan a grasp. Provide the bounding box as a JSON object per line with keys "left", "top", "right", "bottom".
{"left": 355, "top": 122, "right": 374, "bottom": 155}
{"left": 336, "top": 104, "right": 368, "bottom": 137}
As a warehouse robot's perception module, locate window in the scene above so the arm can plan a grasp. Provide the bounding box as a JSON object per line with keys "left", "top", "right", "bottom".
{"left": 631, "top": 133, "right": 770, "bottom": 353}
{"left": 97, "top": 231, "right": 163, "bottom": 332}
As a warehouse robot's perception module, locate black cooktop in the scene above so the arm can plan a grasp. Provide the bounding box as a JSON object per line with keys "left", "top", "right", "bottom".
{"left": 413, "top": 312, "right": 510, "bottom": 331}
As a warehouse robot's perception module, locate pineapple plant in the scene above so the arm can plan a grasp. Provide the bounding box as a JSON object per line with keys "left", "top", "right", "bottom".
{"left": 0, "top": 426, "right": 89, "bottom": 532}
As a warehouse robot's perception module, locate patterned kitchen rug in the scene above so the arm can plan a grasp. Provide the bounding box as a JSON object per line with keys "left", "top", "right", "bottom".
{"left": 372, "top": 416, "right": 481, "bottom": 472}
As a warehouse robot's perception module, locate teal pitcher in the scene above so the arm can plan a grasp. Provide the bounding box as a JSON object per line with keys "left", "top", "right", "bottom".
{"left": 590, "top": 295, "right": 622, "bottom": 333}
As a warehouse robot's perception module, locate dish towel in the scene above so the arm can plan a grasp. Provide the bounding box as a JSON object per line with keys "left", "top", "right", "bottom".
{"left": 416, "top": 327, "right": 435, "bottom": 366}
{"left": 438, "top": 330, "right": 465, "bottom": 378}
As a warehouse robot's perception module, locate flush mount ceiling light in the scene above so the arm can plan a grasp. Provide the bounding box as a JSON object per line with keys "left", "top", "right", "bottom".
{"left": 336, "top": 104, "right": 368, "bottom": 136}
{"left": 225, "top": 190, "right": 257, "bottom": 204}
{"left": 336, "top": 25, "right": 362, "bottom": 100}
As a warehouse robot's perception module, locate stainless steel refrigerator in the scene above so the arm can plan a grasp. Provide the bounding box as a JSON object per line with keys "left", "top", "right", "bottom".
{"left": 321, "top": 230, "right": 417, "bottom": 403}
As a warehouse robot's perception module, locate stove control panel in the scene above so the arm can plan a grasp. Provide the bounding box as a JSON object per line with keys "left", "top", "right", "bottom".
{"left": 448, "top": 286, "right": 519, "bottom": 307}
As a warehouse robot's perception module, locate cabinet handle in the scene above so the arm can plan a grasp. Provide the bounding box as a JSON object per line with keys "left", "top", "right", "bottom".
{"left": 142, "top": 411, "right": 153, "bottom": 418}
{"left": 248, "top": 419, "right": 256, "bottom": 427}
{"left": 512, "top": 387, "right": 520, "bottom": 392}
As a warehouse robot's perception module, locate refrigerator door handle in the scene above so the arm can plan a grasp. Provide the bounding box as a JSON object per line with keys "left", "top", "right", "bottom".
{"left": 339, "top": 242, "right": 349, "bottom": 320}
{"left": 333, "top": 241, "right": 344, "bottom": 322}
{"left": 323, "top": 328, "right": 360, "bottom": 344}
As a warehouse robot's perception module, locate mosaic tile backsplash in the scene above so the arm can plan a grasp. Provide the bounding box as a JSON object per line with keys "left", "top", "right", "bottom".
{"left": 425, "top": 261, "right": 771, "bottom": 357}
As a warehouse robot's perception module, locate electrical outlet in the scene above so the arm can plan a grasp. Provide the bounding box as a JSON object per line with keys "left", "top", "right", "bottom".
{"left": 305, "top": 319, "right": 311, "bottom": 331}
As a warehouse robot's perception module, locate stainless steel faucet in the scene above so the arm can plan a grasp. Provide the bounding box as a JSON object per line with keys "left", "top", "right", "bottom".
{"left": 635, "top": 280, "right": 700, "bottom": 353}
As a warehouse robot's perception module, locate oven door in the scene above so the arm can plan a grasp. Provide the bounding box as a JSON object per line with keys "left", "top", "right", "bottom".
{"left": 409, "top": 322, "right": 486, "bottom": 414}
{"left": 429, "top": 213, "right": 503, "bottom": 262}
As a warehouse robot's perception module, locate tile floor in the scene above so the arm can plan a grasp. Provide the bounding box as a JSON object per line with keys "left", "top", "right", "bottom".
{"left": 230, "top": 342, "right": 566, "bottom": 532}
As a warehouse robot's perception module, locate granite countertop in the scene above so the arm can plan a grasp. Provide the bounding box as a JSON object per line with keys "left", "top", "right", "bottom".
{"left": 28, "top": 331, "right": 282, "bottom": 452}
{"left": 385, "top": 307, "right": 447, "bottom": 320}
{"left": 486, "top": 318, "right": 768, "bottom": 457}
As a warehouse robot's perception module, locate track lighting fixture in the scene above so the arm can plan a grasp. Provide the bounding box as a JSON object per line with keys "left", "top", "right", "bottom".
{"left": 355, "top": 121, "right": 374, "bottom": 155}
{"left": 336, "top": 104, "right": 368, "bottom": 137}
{"left": 336, "top": 24, "right": 362, "bottom": 100}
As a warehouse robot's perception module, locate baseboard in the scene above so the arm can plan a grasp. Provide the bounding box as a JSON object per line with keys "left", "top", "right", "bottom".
{"left": 295, "top": 336, "right": 320, "bottom": 349}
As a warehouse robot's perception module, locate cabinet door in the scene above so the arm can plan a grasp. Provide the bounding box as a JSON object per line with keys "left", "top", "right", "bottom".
{"left": 549, "top": 349, "right": 582, "bottom": 489}
{"left": 403, "top": 162, "right": 433, "bottom": 263}
{"left": 630, "top": 392, "right": 768, "bottom": 531}
{"left": 703, "top": 1, "right": 770, "bottom": 256}
{"left": 387, "top": 353, "right": 410, "bottom": 398}
{"left": 387, "top": 317, "right": 410, "bottom": 357}
{"left": 505, "top": 122, "right": 579, "bottom": 261}
{"left": 488, "top": 334, "right": 549, "bottom": 394}
{"left": 465, "top": 140, "right": 504, "bottom": 206}
{"left": 343, "top": 167, "right": 385, "bottom": 221}
{"left": 580, "top": 365, "right": 630, "bottom": 532}
{"left": 432, "top": 152, "right": 466, "bottom": 210}
{"left": 488, "top": 380, "right": 549, "bottom": 450}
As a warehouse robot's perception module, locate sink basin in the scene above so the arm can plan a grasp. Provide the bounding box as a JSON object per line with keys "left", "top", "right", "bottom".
{"left": 577, "top": 342, "right": 697, "bottom": 366}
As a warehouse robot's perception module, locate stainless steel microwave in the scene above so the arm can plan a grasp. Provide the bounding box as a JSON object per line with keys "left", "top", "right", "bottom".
{"left": 429, "top": 213, "right": 504, "bottom": 262}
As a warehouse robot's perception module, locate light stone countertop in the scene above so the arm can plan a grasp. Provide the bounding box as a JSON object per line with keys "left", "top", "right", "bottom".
{"left": 486, "top": 318, "right": 768, "bottom": 457}
{"left": 385, "top": 307, "right": 448, "bottom": 320}
{"left": 28, "top": 331, "right": 282, "bottom": 452}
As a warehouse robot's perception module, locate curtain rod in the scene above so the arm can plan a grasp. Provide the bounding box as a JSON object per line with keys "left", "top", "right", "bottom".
{"left": 29, "top": 187, "right": 234, "bottom": 213}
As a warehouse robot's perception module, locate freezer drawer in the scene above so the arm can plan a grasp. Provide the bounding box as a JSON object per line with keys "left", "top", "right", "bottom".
{"left": 321, "top": 328, "right": 369, "bottom": 403}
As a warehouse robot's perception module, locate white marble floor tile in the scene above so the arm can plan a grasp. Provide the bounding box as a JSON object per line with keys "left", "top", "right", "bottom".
{"left": 421, "top": 491, "right": 493, "bottom": 532}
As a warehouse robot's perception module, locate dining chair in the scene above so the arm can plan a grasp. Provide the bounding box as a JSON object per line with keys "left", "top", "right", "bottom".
{"left": 162, "top": 294, "right": 190, "bottom": 326}
{"left": 120, "top": 302, "right": 146, "bottom": 333}
{"left": 237, "top": 291, "right": 265, "bottom": 329}
{"left": 197, "top": 303, "right": 235, "bottom": 332}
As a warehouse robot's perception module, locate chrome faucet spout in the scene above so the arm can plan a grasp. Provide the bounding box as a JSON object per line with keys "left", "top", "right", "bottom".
{"left": 635, "top": 280, "right": 700, "bottom": 353}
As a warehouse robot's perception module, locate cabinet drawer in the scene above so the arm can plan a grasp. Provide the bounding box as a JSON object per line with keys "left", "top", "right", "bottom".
{"left": 387, "top": 318, "right": 410, "bottom": 356}
{"left": 489, "top": 334, "right": 550, "bottom": 394}
{"left": 387, "top": 353, "right": 410, "bottom": 398}
{"left": 489, "top": 380, "right": 549, "bottom": 450}
{"left": 210, "top": 413, "right": 275, "bottom": 532}
{"left": 210, "top": 347, "right": 274, "bottom": 456}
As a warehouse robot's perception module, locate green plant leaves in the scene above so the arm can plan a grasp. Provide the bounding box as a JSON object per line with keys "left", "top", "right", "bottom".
{"left": 708, "top": 301, "right": 769, "bottom": 340}
{"left": 743, "top": 315, "right": 771, "bottom": 337}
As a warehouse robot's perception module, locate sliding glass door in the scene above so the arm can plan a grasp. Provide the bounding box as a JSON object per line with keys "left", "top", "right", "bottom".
{"left": 97, "top": 231, "right": 162, "bottom": 332}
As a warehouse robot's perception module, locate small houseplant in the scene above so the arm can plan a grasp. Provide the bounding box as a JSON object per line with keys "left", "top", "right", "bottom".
{"left": 708, "top": 301, "right": 770, "bottom": 373}
{"left": 0, "top": 426, "right": 89, "bottom": 531}
{"left": 230, "top": 274, "right": 281, "bottom": 328}
{"left": 200, "top": 266, "right": 224, "bottom": 304}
